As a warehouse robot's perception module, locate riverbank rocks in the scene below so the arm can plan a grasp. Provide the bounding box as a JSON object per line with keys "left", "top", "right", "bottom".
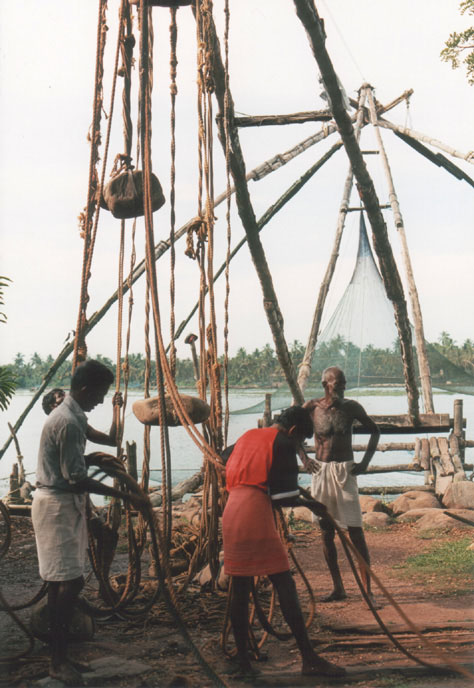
{"left": 359, "top": 496, "right": 389, "bottom": 514}
{"left": 290, "top": 506, "right": 314, "bottom": 523}
{"left": 132, "top": 394, "right": 210, "bottom": 426}
{"left": 397, "top": 507, "right": 474, "bottom": 532}
{"left": 442, "top": 481, "right": 474, "bottom": 510}
{"left": 391, "top": 490, "right": 441, "bottom": 515}
{"left": 363, "top": 511, "right": 391, "bottom": 528}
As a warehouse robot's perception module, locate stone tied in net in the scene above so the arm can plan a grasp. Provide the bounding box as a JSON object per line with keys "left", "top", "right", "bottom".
{"left": 101, "top": 169, "right": 165, "bottom": 220}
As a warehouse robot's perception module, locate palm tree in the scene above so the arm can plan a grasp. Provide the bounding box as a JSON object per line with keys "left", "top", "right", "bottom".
{"left": 0, "top": 276, "right": 17, "bottom": 408}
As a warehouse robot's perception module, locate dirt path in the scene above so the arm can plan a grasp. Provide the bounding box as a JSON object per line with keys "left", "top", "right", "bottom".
{"left": 0, "top": 516, "right": 473, "bottom": 688}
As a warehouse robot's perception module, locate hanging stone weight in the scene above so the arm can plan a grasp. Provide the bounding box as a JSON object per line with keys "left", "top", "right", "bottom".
{"left": 133, "top": 394, "right": 210, "bottom": 427}
{"left": 30, "top": 600, "right": 95, "bottom": 643}
{"left": 100, "top": 170, "right": 165, "bottom": 220}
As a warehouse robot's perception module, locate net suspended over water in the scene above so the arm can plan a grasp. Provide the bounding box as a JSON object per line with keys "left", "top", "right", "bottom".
{"left": 230, "top": 212, "right": 474, "bottom": 415}
{"left": 318, "top": 212, "right": 398, "bottom": 351}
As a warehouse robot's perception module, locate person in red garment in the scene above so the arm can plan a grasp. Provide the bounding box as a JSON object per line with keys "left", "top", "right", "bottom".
{"left": 222, "top": 406, "right": 346, "bottom": 679}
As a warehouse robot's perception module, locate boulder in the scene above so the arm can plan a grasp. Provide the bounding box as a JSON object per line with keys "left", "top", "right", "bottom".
{"left": 291, "top": 506, "right": 314, "bottom": 523}
{"left": 391, "top": 490, "right": 440, "bottom": 515}
{"left": 442, "top": 481, "right": 474, "bottom": 510}
{"left": 416, "top": 508, "right": 474, "bottom": 533}
{"left": 397, "top": 508, "right": 441, "bottom": 522}
{"left": 133, "top": 394, "right": 210, "bottom": 426}
{"left": 363, "top": 512, "right": 391, "bottom": 528}
{"left": 359, "top": 496, "right": 387, "bottom": 513}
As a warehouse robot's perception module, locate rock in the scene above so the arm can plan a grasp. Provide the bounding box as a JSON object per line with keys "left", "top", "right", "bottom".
{"left": 359, "top": 496, "right": 387, "bottom": 513}
{"left": 416, "top": 508, "right": 474, "bottom": 533}
{"left": 132, "top": 395, "right": 210, "bottom": 426}
{"left": 363, "top": 512, "right": 391, "bottom": 528}
{"left": 397, "top": 508, "right": 441, "bottom": 522}
{"left": 83, "top": 655, "right": 152, "bottom": 680}
{"left": 29, "top": 600, "right": 95, "bottom": 643}
{"left": 194, "top": 553, "right": 228, "bottom": 591}
{"left": 442, "top": 481, "right": 474, "bottom": 510}
{"left": 290, "top": 506, "right": 314, "bottom": 523}
{"left": 391, "top": 490, "right": 440, "bottom": 515}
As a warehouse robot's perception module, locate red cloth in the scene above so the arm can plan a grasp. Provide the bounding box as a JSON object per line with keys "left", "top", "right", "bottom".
{"left": 225, "top": 427, "right": 279, "bottom": 492}
{"left": 222, "top": 485, "right": 289, "bottom": 576}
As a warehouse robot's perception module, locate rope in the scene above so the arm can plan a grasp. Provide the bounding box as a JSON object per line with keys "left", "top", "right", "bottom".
{"left": 297, "top": 486, "right": 474, "bottom": 681}
{"left": 169, "top": 6, "right": 178, "bottom": 379}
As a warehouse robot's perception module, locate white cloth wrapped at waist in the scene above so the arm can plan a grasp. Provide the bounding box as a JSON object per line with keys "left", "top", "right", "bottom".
{"left": 32, "top": 488, "right": 87, "bottom": 582}
{"left": 311, "top": 459, "right": 362, "bottom": 528}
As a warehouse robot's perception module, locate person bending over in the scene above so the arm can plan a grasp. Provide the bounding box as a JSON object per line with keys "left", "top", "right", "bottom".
{"left": 32, "top": 360, "right": 147, "bottom": 685}
{"left": 302, "top": 366, "right": 380, "bottom": 606}
{"left": 42, "top": 386, "right": 122, "bottom": 446}
{"left": 222, "top": 406, "right": 346, "bottom": 679}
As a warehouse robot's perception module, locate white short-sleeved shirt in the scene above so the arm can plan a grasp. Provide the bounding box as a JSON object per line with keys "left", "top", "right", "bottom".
{"left": 36, "top": 394, "right": 88, "bottom": 492}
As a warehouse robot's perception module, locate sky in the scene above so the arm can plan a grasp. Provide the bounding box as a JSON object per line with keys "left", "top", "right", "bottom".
{"left": 0, "top": 0, "right": 473, "bottom": 368}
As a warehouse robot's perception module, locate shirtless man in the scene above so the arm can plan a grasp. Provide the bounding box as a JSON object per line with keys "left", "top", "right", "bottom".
{"left": 303, "top": 366, "right": 380, "bottom": 605}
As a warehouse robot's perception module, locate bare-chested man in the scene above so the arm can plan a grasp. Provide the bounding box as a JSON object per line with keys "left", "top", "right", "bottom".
{"left": 302, "top": 366, "right": 380, "bottom": 605}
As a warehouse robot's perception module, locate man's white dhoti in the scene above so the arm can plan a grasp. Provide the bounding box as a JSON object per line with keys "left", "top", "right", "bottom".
{"left": 311, "top": 459, "right": 362, "bottom": 528}
{"left": 32, "top": 489, "right": 87, "bottom": 581}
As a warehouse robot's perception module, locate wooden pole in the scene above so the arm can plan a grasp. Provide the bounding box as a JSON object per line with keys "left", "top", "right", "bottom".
{"left": 366, "top": 87, "right": 435, "bottom": 413}
{"left": 453, "top": 399, "right": 465, "bottom": 463}
{"left": 297, "top": 88, "right": 367, "bottom": 394}
{"left": 378, "top": 118, "right": 474, "bottom": 164}
{"left": 202, "top": 8, "right": 304, "bottom": 404}
{"left": 233, "top": 109, "right": 332, "bottom": 127}
{"left": 293, "top": 1, "right": 420, "bottom": 422}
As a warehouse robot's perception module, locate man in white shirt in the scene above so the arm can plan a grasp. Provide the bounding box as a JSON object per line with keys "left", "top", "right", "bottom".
{"left": 32, "top": 360, "right": 146, "bottom": 684}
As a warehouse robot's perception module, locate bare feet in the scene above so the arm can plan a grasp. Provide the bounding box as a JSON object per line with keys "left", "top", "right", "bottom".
{"left": 225, "top": 659, "right": 261, "bottom": 679}
{"left": 320, "top": 590, "right": 347, "bottom": 602}
{"left": 302, "top": 655, "right": 346, "bottom": 677}
{"left": 366, "top": 592, "right": 383, "bottom": 610}
{"left": 49, "top": 660, "right": 83, "bottom": 685}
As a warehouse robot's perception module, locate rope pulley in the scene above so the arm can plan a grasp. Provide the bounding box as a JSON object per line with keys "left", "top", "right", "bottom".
{"left": 132, "top": 394, "right": 210, "bottom": 426}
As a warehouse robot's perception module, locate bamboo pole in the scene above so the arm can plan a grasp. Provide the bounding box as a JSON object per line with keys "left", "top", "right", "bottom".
{"left": 293, "top": 1, "right": 419, "bottom": 422}
{"left": 202, "top": 9, "right": 304, "bottom": 404}
{"left": 233, "top": 109, "right": 332, "bottom": 127}
{"left": 366, "top": 87, "right": 435, "bottom": 414}
{"left": 297, "top": 88, "right": 367, "bottom": 394}
{"left": 378, "top": 118, "right": 474, "bottom": 164}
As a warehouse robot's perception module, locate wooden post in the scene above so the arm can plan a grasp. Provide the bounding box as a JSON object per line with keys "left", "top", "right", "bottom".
{"left": 413, "top": 437, "right": 421, "bottom": 469}
{"left": 202, "top": 8, "right": 304, "bottom": 404}
{"left": 126, "top": 440, "right": 138, "bottom": 483}
{"left": 293, "top": 1, "right": 420, "bottom": 423}
{"left": 297, "top": 88, "right": 367, "bottom": 395}
{"left": 453, "top": 399, "right": 465, "bottom": 463}
{"left": 263, "top": 393, "right": 272, "bottom": 427}
{"left": 366, "top": 87, "right": 435, "bottom": 414}
{"left": 438, "top": 437, "right": 455, "bottom": 476}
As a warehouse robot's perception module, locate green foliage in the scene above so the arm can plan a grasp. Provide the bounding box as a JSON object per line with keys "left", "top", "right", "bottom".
{"left": 0, "top": 277, "right": 17, "bottom": 409}
{"left": 0, "top": 276, "right": 12, "bottom": 324}
{"left": 441, "top": 0, "right": 474, "bottom": 85}
{"left": 2, "top": 333, "right": 473, "bottom": 390}
{"left": 0, "top": 366, "right": 17, "bottom": 411}
{"left": 396, "top": 538, "right": 474, "bottom": 592}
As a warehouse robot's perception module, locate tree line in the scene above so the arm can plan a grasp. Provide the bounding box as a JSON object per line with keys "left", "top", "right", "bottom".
{"left": 2, "top": 332, "right": 473, "bottom": 393}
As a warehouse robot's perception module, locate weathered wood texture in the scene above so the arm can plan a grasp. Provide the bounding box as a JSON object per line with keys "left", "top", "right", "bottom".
{"left": 203, "top": 8, "right": 304, "bottom": 404}
{"left": 352, "top": 413, "right": 451, "bottom": 434}
{"left": 293, "top": 0, "right": 420, "bottom": 422}
{"left": 234, "top": 110, "right": 332, "bottom": 127}
{"left": 366, "top": 88, "right": 434, "bottom": 414}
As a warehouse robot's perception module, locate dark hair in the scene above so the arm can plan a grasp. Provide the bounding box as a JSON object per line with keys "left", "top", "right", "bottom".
{"left": 70, "top": 360, "right": 114, "bottom": 391}
{"left": 42, "top": 388, "right": 65, "bottom": 415}
{"left": 275, "top": 406, "right": 313, "bottom": 439}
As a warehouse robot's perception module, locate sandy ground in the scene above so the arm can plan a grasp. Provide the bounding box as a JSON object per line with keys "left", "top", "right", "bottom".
{"left": 0, "top": 514, "right": 473, "bottom": 688}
